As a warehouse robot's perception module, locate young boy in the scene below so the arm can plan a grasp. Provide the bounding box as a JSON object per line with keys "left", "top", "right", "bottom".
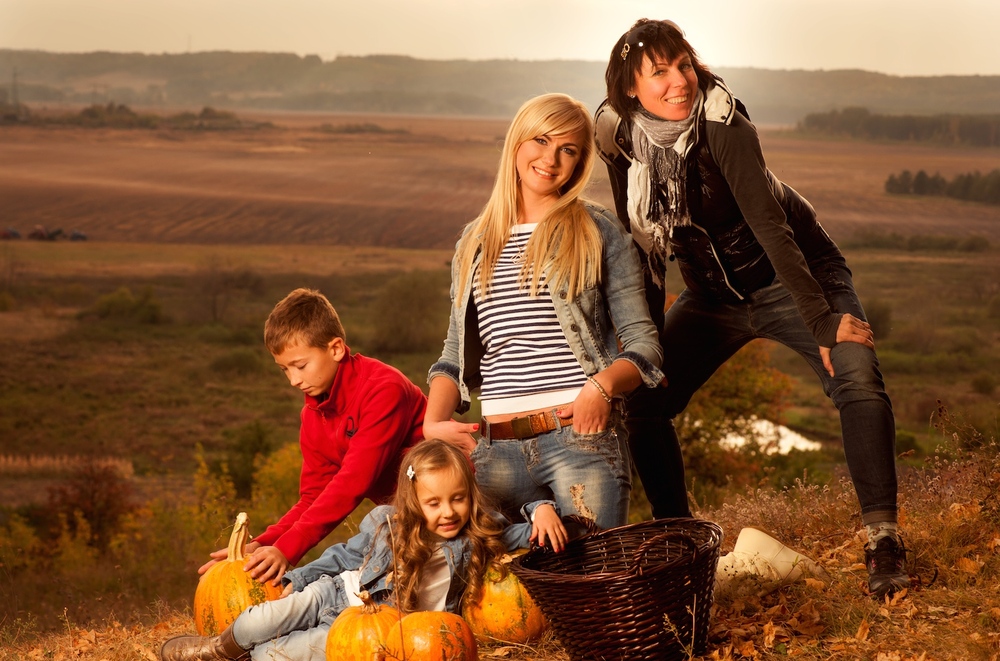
{"left": 198, "top": 288, "right": 427, "bottom": 585}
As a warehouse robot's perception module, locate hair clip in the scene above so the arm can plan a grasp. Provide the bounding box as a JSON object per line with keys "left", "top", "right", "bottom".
{"left": 406, "top": 465, "right": 416, "bottom": 481}
{"left": 620, "top": 42, "right": 630, "bottom": 60}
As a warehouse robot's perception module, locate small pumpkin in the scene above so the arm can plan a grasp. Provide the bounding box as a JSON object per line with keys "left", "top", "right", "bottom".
{"left": 326, "top": 590, "right": 401, "bottom": 661}
{"left": 383, "top": 611, "right": 477, "bottom": 661}
{"left": 462, "top": 552, "right": 548, "bottom": 644}
{"left": 193, "top": 512, "right": 283, "bottom": 635}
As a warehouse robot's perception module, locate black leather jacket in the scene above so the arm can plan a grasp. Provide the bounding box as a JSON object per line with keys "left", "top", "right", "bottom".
{"left": 595, "top": 97, "right": 846, "bottom": 346}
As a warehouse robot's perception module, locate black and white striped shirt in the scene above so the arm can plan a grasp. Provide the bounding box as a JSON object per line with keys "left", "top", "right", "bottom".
{"left": 474, "top": 224, "right": 586, "bottom": 413}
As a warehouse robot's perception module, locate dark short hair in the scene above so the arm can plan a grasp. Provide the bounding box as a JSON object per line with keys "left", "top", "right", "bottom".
{"left": 604, "top": 18, "right": 714, "bottom": 119}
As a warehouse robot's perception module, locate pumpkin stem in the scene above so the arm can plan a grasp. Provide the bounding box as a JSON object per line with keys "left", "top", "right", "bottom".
{"left": 358, "top": 590, "right": 382, "bottom": 616}
{"left": 226, "top": 512, "right": 251, "bottom": 563}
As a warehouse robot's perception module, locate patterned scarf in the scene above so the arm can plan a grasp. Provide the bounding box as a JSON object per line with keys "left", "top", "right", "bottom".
{"left": 627, "top": 79, "right": 738, "bottom": 282}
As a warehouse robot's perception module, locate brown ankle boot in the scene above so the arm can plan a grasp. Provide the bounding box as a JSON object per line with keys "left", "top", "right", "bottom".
{"left": 160, "top": 626, "right": 250, "bottom": 661}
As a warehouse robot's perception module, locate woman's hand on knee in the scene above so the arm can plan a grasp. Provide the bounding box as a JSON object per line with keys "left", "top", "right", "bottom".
{"left": 422, "top": 419, "right": 479, "bottom": 455}
{"left": 822, "top": 313, "right": 875, "bottom": 377}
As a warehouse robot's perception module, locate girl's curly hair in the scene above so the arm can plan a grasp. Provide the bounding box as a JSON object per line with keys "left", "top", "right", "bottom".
{"left": 384, "top": 439, "right": 508, "bottom": 612}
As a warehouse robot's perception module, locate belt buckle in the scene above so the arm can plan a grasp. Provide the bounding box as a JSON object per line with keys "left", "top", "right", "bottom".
{"left": 510, "top": 416, "right": 534, "bottom": 439}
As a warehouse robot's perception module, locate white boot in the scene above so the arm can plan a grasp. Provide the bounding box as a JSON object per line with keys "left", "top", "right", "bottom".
{"left": 714, "top": 527, "right": 828, "bottom": 598}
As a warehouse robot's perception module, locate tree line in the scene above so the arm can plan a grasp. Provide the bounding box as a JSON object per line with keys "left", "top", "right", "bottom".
{"left": 885, "top": 168, "right": 1000, "bottom": 206}
{"left": 800, "top": 107, "right": 1000, "bottom": 147}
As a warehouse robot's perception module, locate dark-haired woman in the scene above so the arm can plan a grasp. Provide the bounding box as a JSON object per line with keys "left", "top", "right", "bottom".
{"left": 595, "top": 18, "right": 907, "bottom": 599}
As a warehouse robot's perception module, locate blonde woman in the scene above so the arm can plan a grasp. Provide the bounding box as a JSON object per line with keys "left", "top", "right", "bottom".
{"left": 423, "top": 93, "right": 664, "bottom": 530}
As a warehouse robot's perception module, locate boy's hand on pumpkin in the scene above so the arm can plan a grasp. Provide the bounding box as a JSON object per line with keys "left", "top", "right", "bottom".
{"left": 244, "top": 545, "right": 290, "bottom": 586}
{"left": 197, "top": 547, "right": 230, "bottom": 575}
{"left": 198, "top": 540, "right": 263, "bottom": 575}
{"left": 529, "top": 504, "right": 568, "bottom": 553}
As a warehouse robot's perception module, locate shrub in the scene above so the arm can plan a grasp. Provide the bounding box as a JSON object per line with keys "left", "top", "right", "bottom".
{"left": 907, "top": 234, "right": 959, "bottom": 251}
{"left": 219, "top": 421, "right": 275, "bottom": 500}
{"left": 988, "top": 295, "right": 1000, "bottom": 319}
{"left": 971, "top": 373, "right": 996, "bottom": 396}
{"left": 46, "top": 461, "right": 136, "bottom": 552}
{"left": 209, "top": 347, "right": 264, "bottom": 376}
{"left": 197, "top": 324, "right": 260, "bottom": 346}
{"left": 895, "top": 430, "right": 920, "bottom": 456}
{"left": 862, "top": 298, "right": 892, "bottom": 339}
{"left": 249, "top": 442, "right": 303, "bottom": 525}
{"left": 81, "top": 286, "right": 166, "bottom": 324}
{"left": 843, "top": 229, "right": 905, "bottom": 250}
{"left": 317, "top": 122, "right": 407, "bottom": 135}
{"left": 958, "top": 235, "right": 991, "bottom": 252}
{"left": 195, "top": 262, "right": 266, "bottom": 324}
{"left": 367, "top": 271, "right": 449, "bottom": 354}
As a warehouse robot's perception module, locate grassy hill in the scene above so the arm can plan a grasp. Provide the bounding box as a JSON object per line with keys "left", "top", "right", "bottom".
{"left": 3, "top": 50, "right": 1000, "bottom": 124}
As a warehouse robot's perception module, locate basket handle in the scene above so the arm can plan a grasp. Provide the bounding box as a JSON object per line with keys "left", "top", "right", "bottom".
{"left": 562, "top": 514, "right": 602, "bottom": 539}
{"left": 628, "top": 531, "right": 700, "bottom": 575}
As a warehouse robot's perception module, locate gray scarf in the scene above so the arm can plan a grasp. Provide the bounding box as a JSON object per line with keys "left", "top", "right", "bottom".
{"left": 626, "top": 80, "right": 738, "bottom": 280}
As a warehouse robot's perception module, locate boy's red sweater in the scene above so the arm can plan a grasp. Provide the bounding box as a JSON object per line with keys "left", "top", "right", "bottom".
{"left": 253, "top": 350, "right": 427, "bottom": 565}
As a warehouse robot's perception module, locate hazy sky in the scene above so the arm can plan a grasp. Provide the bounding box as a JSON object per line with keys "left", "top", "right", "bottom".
{"left": 2, "top": 0, "right": 998, "bottom": 76}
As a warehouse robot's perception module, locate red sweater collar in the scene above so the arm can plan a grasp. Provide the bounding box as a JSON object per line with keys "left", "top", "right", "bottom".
{"left": 304, "top": 346, "right": 358, "bottom": 413}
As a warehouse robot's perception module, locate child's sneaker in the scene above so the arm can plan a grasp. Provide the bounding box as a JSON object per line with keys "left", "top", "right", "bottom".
{"left": 865, "top": 535, "right": 909, "bottom": 599}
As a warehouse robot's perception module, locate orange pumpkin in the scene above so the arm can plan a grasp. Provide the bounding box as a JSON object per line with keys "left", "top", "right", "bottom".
{"left": 383, "top": 611, "right": 477, "bottom": 661}
{"left": 194, "top": 512, "right": 283, "bottom": 635}
{"left": 326, "top": 590, "right": 401, "bottom": 661}
{"left": 462, "top": 553, "right": 548, "bottom": 644}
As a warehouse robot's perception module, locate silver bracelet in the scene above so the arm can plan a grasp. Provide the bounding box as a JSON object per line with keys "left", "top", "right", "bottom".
{"left": 587, "top": 376, "right": 612, "bottom": 404}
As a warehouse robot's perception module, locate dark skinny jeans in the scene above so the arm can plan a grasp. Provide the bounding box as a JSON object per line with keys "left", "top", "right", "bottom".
{"left": 628, "top": 264, "right": 898, "bottom": 526}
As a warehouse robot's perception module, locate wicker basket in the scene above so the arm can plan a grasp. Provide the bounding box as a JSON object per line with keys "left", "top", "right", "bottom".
{"left": 511, "top": 517, "right": 722, "bottom": 661}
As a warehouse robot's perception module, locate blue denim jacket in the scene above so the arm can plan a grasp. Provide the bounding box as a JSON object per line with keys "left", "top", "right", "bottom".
{"left": 282, "top": 501, "right": 553, "bottom": 614}
{"left": 428, "top": 202, "right": 664, "bottom": 413}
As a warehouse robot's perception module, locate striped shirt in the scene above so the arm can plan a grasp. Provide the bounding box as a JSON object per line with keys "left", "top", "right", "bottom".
{"left": 474, "top": 224, "right": 586, "bottom": 408}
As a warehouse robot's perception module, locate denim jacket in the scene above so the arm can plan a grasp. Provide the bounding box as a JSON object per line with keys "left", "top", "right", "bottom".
{"left": 282, "top": 501, "right": 553, "bottom": 614}
{"left": 428, "top": 202, "right": 664, "bottom": 413}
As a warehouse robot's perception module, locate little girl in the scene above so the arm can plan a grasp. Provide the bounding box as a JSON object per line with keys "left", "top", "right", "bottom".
{"left": 160, "top": 439, "right": 567, "bottom": 661}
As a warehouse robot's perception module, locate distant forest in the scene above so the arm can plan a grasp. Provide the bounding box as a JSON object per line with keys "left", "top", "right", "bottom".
{"left": 2, "top": 50, "right": 1000, "bottom": 125}
{"left": 800, "top": 107, "right": 1000, "bottom": 147}
{"left": 885, "top": 168, "right": 1000, "bottom": 205}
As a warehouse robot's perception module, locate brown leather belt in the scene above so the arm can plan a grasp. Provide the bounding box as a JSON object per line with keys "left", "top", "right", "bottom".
{"left": 482, "top": 410, "right": 573, "bottom": 441}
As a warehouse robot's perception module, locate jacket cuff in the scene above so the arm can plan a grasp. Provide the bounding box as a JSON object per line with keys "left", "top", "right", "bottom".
{"left": 427, "top": 361, "right": 459, "bottom": 387}
{"left": 520, "top": 499, "right": 559, "bottom": 522}
{"left": 282, "top": 569, "right": 305, "bottom": 592}
{"left": 427, "top": 362, "right": 471, "bottom": 414}
{"left": 613, "top": 352, "right": 666, "bottom": 388}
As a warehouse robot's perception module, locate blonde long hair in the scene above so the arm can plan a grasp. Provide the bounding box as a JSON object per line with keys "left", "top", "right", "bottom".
{"left": 455, "top": 93, "right": 601, "bottom": 303}
{"left": 384, "top": 439, "right": 507, "bottom": 613}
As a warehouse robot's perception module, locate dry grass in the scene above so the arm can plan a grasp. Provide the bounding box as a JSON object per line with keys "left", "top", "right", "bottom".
{"left": 2, "top": 113, "right": 998, "bottom": 661}
{"left": 0, "top": 455, "right": 133, "bottom": 476}
{"left": 3, "top": 410, "right": 998, "bottom": 661}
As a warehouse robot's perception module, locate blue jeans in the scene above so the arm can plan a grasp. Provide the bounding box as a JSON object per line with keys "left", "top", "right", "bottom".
{"left": 472, "top": 408, "right": 631, "bottom": 530}
{"left": 628, "top": 264, "right": 898, "bottom": 525}
{"left": 232, "top": 574, "right": 348, "bottom": 661}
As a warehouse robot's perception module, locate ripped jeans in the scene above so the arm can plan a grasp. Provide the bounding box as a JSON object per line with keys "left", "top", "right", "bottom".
{"left": 471, "top": 407, "right": 631, "bottom": 530}
{"left": 628, "top": 263, "right": 898, "bottom": 526}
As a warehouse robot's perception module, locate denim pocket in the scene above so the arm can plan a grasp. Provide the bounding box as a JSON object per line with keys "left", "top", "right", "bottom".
{"left": 565, "top": 425, "right": 629, "bottom": 483}
{"left": 469, "top": 436, "right": 490, "bottom": 470}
